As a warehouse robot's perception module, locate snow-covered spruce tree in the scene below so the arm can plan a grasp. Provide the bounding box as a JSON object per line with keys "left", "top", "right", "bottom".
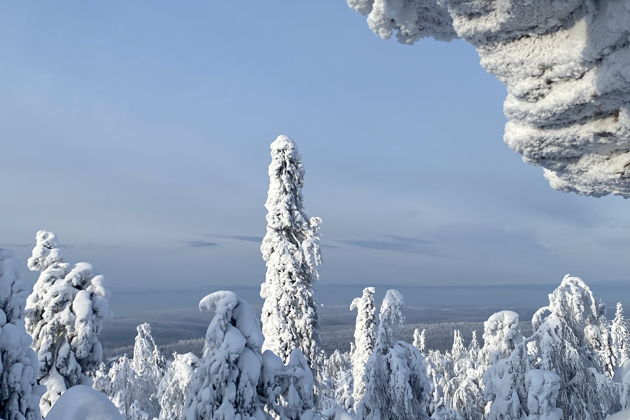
{"left": 322, "top": 350, "right": 353, "bottom": 412}
{"left": 131, "top": 323, "right": 166, "bottom": 418}
{"left": 612, "top": 302, "right": 630, "bottom": 367}
{"left": 450, "top": 330, "right": 465, "bottom": 361}
{"left": 104, "top": 355, "right": 138, "bottom": 418}
{"left": 0, "top": 249, "right": 43, "bottom": 420}
{"left": 357, "top": 289, "right": 431, "bottom": 420}
{"left": 448, "top": 331, "right": 484, "bottom": 420}
{"left": 25, "top": 230, "right": 111, "bottom": 414}
{"left": 185, "top": 291, "right": 267, "bottom": 420}
{"left": 350, "top": 286, "right": 377, "bottom": 411}
{"left": 469, "top": 330, "right": 480, "bottom": 361}
{"left": 260, "top": 135, "right": 323, "bottom": 369}
{"left": 158, "top": 352, "right": 199, "bottom": 420}
{"left": 413, "top": 328, "right": 426, "bottom": 353}
{"left": 531, "top": 275, "right": 620, "bottom": 419}
{"left": 481, "top": 311, "right": 527, "bottom": 419}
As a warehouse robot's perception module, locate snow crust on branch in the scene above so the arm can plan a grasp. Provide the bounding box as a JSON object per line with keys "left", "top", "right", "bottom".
{"left": 347, "top": 0, "right": 630, "bottom": 197}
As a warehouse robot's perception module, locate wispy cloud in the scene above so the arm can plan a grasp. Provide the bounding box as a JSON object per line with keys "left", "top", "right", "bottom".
{"left": 208, "top": 234, "right": 263, "bottom": 243}
{"left": 337, "top": 235, "right": 442, "bottom": 256}
{"left": 183, "top": 241, "right": 219, "bottom": 248}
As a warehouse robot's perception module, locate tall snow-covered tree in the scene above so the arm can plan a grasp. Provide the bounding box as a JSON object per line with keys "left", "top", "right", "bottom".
{"left": 350, "top": 287, "right": 377, "bottom": 411}
{"left": 0, "top": 249, "right": 42, "bottom": 420}
{"left": 158, "top": 352, "right": 198, "bottom": 420}
{"left": 131, "top": 323, "right": 165, "bottom": 419}
{"left": 357, "top": 289, "right": 432, "bottom": 420}
{"left": 612, "top": 302, "right": 630, "bottom": 367}
{"left": 185, "top": 291, "right": 266, "bottom": 420}
{"left": 260, "top": 135, "right": 323, "bottom": 369}
{"left": 25, "top": 230, "right": 111, "bottom": 414}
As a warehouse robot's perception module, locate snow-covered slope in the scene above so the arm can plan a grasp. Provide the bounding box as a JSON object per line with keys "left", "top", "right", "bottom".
{"left": 46, "top": 386, "right": 122, "bottom": 420}
{"left": 348, "top": 0, "right": 630, "bottom": 197}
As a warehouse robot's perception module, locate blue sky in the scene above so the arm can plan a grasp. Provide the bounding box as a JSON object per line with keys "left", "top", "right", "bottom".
{"left": 1, "top": 2, "right": 630, "bottom": 308}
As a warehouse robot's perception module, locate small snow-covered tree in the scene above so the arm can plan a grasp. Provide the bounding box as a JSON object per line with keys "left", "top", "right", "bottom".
{"left": 322, "top": 350, "right": 353, "bottom": 412}
{"left": 612, "top": 302, "right": 630, "bottom": 367}
{"left": 481, "top": 311, "right": 527, "bottom": 419}
{"left": 0, "top": 249, "right": 42, "bottom": 420}
{"left": 350, "top": 287, "right": 377, "bottom": 410}
{"left": 357, "top": 289, "right": 431, "bottom": 420}
{"left": 105, "top": 355, "right": 138, "bottom": 418}
{"left": 450, "top": 330, "right": 465, "bottom": 361}
{"left": 413, "top": 328, "right": 426, "bottom": 353}
{"left": 185, "top": 291, "right": 266, "bottom": 420}
{"left": 25, "top": 230, "right": 111, "bottom": 414}
{"left": 158, "top": 352, "right": 198, "bottom": 420}
{"left": 260, "top": 135, "right": 323, "bottom": 369}
{"left": 131, "top": 323, "right": 165, "bottom": 418}
{"left": 469, "top": 330, "right": 480, "bottom": 360}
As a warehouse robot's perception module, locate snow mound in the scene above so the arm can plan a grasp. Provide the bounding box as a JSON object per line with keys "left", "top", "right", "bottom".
{"left": 608, "top": 409, "right": 630, "bottom": 420}
{"left": 348, "top": 0, "right": 630, "bottom": 197}
{"left": 46, "top": 385, "right": 122, "bottom": 420}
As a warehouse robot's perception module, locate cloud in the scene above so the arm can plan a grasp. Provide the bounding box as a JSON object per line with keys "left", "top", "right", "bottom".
{"left": 337, "top": 235, "right": 442, "bottom": 256}
{"left": 183, "top": 241, "right": 219, "bottom": 248}
{"left": 208, "top": 234, "right": 263, "bottom": 243}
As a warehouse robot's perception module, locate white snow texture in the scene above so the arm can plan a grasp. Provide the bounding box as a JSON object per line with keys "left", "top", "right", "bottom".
{"left": 46, "top": 385, "right": 122, "bottom": 420}
{"left": 347, "top": 0, "right": 630, "bottom": 197}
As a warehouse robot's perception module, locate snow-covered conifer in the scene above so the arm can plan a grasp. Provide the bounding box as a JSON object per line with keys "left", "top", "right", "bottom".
{"left": 0, "top": 249, "right": 42, "bottom": 420}
{"left": 158, "top": 352, "right": 198, "bottom": 420}
{"left": 185, "top": 291, "right": 266, "bottom": 420}
{"left": 105, "top": 355, "right": 138, "bottom": 418}
{"left": 481, "top": 312, "right": 527, "bottom": 419}
{"left": 350, "top": 287, "right": 377, "bottom": 410}
{"left": 612, "top": 303, "right": 630, "bottom": 367}
{"left": 531, "top": 275, "right": 620, "bottom": 418}
{"left": 25, "top": 230, "right": 111, "bottom": 414}
{"left": 131, "top": 323, "right": 165, "bottom": 418}
{"left": 413, "top": 328, "right": 426, "bottom": 353}
{"left": 450, "top": 330, "right": 465, "bottom": 361}
{"left": 260, "top": 135, "right": 323, "bottom": 368}
{"left": 357, "top": 289, "right": 431, "bottom": 420}
{"left": 481, "top": 311, "right": 523, "bottom": 365}
{"left": 323, "top": 350, "right": 353, "bottom": 412}
{"left": 469, "top": 330, "right": 480, "bottom": 359}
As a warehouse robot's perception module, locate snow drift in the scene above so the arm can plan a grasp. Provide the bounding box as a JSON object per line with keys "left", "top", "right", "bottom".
{"left": 348, "top": 0, "right": 630, "bottom": 197}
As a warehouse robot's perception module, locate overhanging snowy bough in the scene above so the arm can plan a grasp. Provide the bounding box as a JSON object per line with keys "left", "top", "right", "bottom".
{"left": 347, "top": 0, "right": 630, "bottom": 197}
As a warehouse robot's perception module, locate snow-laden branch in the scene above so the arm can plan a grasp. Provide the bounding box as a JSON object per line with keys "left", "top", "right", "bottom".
{"left": 348, "top": 0, "right": 630, "bottom": 197}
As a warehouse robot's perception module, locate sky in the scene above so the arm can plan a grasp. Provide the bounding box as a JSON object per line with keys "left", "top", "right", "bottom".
{"left": 1, "top": 2, "right": 630, "bottom": 312}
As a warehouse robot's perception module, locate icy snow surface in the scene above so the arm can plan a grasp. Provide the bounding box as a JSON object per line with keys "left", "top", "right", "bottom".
{"left": 46, "top": 385, "right": 123, "bottom": 420}
{"left": 348, "top": 0, "right": 630, "bottom": 197}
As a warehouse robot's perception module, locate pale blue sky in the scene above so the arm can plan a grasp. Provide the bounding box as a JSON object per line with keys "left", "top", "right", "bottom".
{"left": 1, "top": 2, "right": 629, "bottom": 308}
